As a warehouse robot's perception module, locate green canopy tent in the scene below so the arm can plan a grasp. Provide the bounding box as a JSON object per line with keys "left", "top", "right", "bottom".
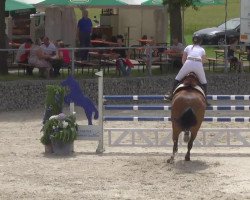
{"left": 141, "top": 0, "right": 163, "bottom": 7}
{"left": 141, "top": 0, "right": 224, "bottom": 7}
{"left": 193, "top": 0, "right": 224, "bottom": 6}
{"left": 5, "top": 0, "right": 36, "bottom": 16}
{"left": 6, "top": 0, "right": 35, "bottom": 11}
{"left": 36, "top": 0, "right": 129, "bottom": 7}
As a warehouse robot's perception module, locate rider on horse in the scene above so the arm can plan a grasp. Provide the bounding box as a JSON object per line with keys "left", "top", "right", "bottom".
{"left": 167, "top": 35, "right": 210, "bottom": 105}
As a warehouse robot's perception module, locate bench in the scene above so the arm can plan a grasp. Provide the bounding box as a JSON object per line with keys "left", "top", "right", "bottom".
{"left": 74, "top": 60, "right": 100, "bottom": 75}
{"left": 206, "top": 58, "right": 224, "bottom": 71}
{"left": 240, "top": 58, "right": 250, "bottom": 72}
{"left": 10, "top": 63, "right": 35, "bottom": 75}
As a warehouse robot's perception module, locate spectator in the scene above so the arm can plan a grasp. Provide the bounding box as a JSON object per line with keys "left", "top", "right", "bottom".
{"left": 15, "top": 38, "right": 33, "bottom": 75}
{"left": 171, "top": 37, "right": 184, "bottom": 53}
{"left": 113, "top": 35, "right": 133, "bottom": 76}
{"left": 77, "top": 9, "right": 92, "bottom": 60}
{"left": 28, "top": 39, "right": 52, "bottom": 78}
{"left": 170, "top": 37, "right": 184, "bottom": 69}
{"left": 140, "top": 35, "right": 148, "bottom": 46}
{"left": 40, "top": 36, "right": 62, "bottom": 77}
{"left": 58, "top": 41, "right": 71, "bottom": 69}
{"left": 246, "top": 44, "right": 250, "bottom": 61}
{"left": 40, "top": 36, "right": 57, "bottom": 56}
{"left": 228, "top": 38, "right": 242, "bottom": 72}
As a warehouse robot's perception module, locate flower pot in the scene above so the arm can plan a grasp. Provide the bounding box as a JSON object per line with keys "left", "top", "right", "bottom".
{"left": 51, "top": 140, "right": 74, "bottom": 155}
{"left": 45, "top": 144, "right": 53, "bottom": 154}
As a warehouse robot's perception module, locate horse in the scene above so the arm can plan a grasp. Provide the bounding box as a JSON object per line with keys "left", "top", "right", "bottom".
{"left": 61, "top": 76, "right": 98, "bottom": 125}
{"left": 167, "top": 73, "right": 206, "bottom": 163}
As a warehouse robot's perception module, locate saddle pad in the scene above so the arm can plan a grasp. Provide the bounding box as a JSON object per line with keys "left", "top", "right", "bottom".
{"left": 173, "top": 84, "right": 205, "bottom": 97}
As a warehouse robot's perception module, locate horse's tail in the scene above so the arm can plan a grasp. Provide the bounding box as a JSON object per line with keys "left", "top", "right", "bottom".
{"left": 179, "top": 107, "right": 197, "bottom": 130}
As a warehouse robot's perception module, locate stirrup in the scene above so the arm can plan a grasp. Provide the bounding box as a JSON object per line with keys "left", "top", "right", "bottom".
{"left": 205, "top": 99, "right": 211, "bottom": 106}
{"left": 164, "top": 93, "right": 173, "bottom": 101}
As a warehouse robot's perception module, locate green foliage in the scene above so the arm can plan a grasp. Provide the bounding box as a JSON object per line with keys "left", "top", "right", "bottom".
{"left": 45, "top": 85, "right": 65, "bottom": 117}
{"left": 163, "top": 0, "right": 198, "bottom": 9}
{"left": 41, "top": 114, "right": 78, "bottom": 145}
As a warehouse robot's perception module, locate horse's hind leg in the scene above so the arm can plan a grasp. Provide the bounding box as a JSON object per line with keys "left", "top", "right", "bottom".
{"left": 185, "top": 133, "right": 196, "bottom": 161}
{"left": 167, "top": 130, "right": 180, "bottom": 164}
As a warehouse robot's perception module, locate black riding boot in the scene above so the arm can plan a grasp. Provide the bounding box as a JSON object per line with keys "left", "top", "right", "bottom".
{"left": 201, "top": 84, "right": 211, "bottom": 106}
{"left": 166, "top": 80, "right": 180, "bottom": 101}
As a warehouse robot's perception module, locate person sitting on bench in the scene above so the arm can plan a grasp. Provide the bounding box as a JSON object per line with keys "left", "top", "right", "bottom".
{"left": 15, "top": 39, "right": 33, "bottom": 75}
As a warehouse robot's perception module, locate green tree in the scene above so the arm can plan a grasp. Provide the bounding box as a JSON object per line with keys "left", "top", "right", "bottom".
{"left": 163, "top": 0, "right": 197, "bottom": 44}
{"left": 0, "top": 0, "right": 8, "bottom": 75}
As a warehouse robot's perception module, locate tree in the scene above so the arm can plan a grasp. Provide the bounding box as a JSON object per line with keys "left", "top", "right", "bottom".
{"left": 0, "top": 0, "right": 8, "bottom": 75}
{"left": 163, "top": 0, "right": 197, "bottom": 44}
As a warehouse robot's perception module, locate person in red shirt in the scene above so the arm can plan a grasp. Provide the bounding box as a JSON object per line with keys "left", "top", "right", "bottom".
{"left": 16, "top": 39, "right": 33, "bottom": 75}
{"left": 58, "top": 41, "right": 70, "bottom": 67}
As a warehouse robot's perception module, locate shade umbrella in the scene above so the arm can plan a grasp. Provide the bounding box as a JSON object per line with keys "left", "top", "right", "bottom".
{"left": 141, "top": 0, "right": 163, "bottom": 6}
{"left": 193, "top": 0, "right": 224, "bottom": 6}
{"left": 36, "top": 0, "right": 129, "bottom": 7}
{"left": 5, "top": 0, "right": 35, "bottom": 11}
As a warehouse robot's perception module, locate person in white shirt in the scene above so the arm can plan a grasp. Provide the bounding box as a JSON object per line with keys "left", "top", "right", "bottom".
{"left": 40, "top": 36, "right": 62, "bottom": 76}
{"left": 40, "top": 36, "right": 56, "bottom": 56}
{"left": 168, "top": 35, "right": 209, "bottom": 105}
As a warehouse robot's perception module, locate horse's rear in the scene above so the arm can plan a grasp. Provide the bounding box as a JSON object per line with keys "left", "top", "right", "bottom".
{"left": 172, "top": 89, "right": 206, "bottom": 139}
{"left": 168, "top": 74, "right": 206, "bottom": 163}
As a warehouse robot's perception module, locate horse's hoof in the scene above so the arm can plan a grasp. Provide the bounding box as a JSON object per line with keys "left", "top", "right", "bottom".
{"left": 167, "top": 158, "right": 174, "bottom": 164}
{"left": 185, "top": 156, "right": 190, "bottom": 161}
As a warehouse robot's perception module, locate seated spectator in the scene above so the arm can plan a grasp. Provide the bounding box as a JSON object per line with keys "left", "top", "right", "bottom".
{"left": 171, "top": 37, "right": 184, "bottom": 53}
{"left": 113, "top": 35, "right": 133, "bottom": 76}
{"left": 57, "top": 41, "right": 71, "bottom": 69}
{"left": 28, "top": 39, "right": 52, "bottom": 78}
{"left": 40, "top": 36, "right": 57, "bottom": 56}
{"left": 170, "top": 37, "right": 184, "bottom": 69}
{"left": 15, "top": 38, "right": 33, "bottom": 75}
{"left": 228, "top": 38, "right": 242, "bottom": 72}
{"left": 246, "top": 44, "right": 250, "bottom": 61}
{"left": 40, "top": 36, "right": 62, "bottom": 77}
{"left": 140, "top": 35, "right": 148, "bottom": 46}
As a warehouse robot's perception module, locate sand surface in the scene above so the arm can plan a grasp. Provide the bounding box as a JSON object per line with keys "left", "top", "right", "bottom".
{"left": 0, "top": 108, "right": 249, "bottom": 200}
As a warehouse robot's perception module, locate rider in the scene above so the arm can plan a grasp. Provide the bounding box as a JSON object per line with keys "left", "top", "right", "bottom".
{"left": 167, "top": 35, "right": 210, "bottom": 105}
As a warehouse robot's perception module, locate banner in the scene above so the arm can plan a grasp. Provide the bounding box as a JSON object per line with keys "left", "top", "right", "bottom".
{"left": 240, "top": 0, "right": 250, "bottom": 43}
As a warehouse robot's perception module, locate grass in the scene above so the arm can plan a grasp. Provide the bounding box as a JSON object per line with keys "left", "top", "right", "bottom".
{"left": 184, "top": 0, "right": 240, "bottom": 35}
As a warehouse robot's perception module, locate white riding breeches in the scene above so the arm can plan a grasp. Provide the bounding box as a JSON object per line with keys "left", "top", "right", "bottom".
{"left": 175, "top": 60, "right": 207, "bottom": 84}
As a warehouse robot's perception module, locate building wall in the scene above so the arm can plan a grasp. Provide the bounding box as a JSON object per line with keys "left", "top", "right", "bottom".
{"left": 118, "top": 7, "right": 166, "bottom": 46}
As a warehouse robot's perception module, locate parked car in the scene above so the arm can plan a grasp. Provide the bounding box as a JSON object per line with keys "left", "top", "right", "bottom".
{"left": 193, "top": 18, "right": 240, "bottom": 45}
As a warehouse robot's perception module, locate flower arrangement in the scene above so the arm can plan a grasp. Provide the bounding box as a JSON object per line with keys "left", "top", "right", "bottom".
{"left": 41, "top": 113, "right": 78, "bottom": 145}
{"left": 43, "top": 85, "right": 65, "bottom": 124}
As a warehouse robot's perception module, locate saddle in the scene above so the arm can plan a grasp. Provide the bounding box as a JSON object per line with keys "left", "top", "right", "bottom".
{"left": 173, "top": 72, "right": 205, "bottom": 97}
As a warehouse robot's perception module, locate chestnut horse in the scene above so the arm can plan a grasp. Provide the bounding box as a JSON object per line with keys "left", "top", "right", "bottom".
{"left": 167, "top": 73, "right": 206, "bottom": 163}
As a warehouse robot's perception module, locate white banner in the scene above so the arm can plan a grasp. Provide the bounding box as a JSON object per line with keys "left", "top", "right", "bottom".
{"left": 77, "top": 125, "right": 101, "bottom": 141}
{"left": 240, "top": 0, "right": 250, "bottom": 43}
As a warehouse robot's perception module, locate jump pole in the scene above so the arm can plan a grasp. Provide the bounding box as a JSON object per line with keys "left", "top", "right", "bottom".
{"left": 95, "top": 71, "right": 104, "bottom": 154}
